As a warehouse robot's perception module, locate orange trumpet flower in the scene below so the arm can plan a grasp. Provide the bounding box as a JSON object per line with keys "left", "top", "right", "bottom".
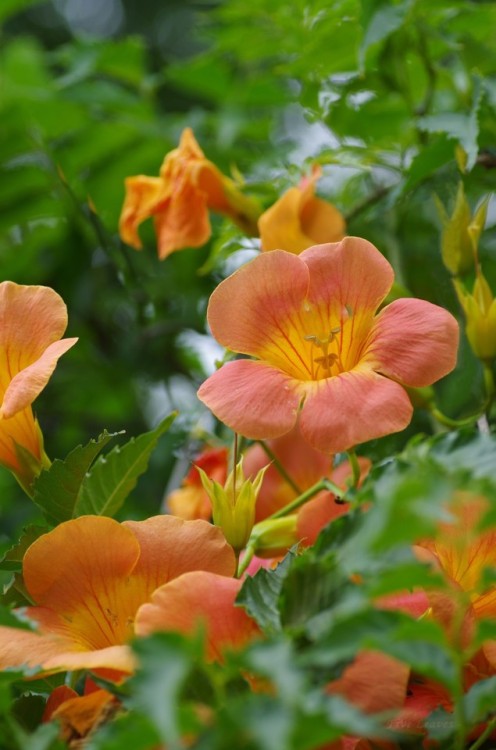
{"left": 0, "top": 515, "right": 236, "bottom": 675}
{"left": 0, "top": 281, "right": 77, "bottom": 490}
{"left": 119, "top": 128, "right": 260, "bottom": 259}
{"left": 198, "top": 238, "right": 459, "bottom": 453}
{"left": 258, "top": 165, "right": 346, "bottom": 253}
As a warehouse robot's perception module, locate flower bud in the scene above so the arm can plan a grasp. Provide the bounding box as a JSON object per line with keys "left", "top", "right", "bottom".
{"left": 198, "top": 459, "right": 268, "bottom": 554}
{"left": 249, "top": 515, "right": 298, "bottom": 558}
{"left": 455, "top": 273, "right": 496, "bottom": 361}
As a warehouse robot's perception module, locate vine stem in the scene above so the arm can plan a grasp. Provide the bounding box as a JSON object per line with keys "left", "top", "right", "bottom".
{"left": 346, "top": 449, "right": 361, "bottom": 489}
{"left": 256, "top": 440, "right": 303, "bottom": 495}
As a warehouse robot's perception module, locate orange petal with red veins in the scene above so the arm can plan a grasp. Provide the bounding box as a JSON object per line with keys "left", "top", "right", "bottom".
{"left": 24, "top": 516, "right": 142, "bottom": 649}
{"left": 206, "top": 250, "right": 309, "bottom": 358}
{"left": 135, "top": 571, "right": 260, "bottom": 661}
{"left": 299, "top": 368, "right": 412, "bottom": 453}
{"left": 365, "top": 298, "right": 459, "bottom": 387}
{"left": 301, "top": 238, "right": 394, "bottom": 319}
{"left": 123, "top": 516, "right": 236, "bottom": 605}
{"left": 198, "top": 359, "right": 300, "bottom": 440}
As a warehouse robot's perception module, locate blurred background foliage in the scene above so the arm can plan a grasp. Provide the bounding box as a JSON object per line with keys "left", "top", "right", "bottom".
{"left": 1, "top": 0, "right": 495, "bottom": 536}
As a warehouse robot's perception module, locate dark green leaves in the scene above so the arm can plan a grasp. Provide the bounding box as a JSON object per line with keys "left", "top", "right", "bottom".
{"left": 32, "top": 414, "right": 175, "bottom": 524}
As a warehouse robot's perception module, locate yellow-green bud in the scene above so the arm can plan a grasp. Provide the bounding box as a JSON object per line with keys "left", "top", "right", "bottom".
{"left": 455, "top": 274, "right": 496, "bottom": 361}
{"left": 435, "top": 183, "right": 474, "bottom": 276}
{"left": 249, "top": 515, "right": 298, "bottom": 557}
{"left": 198, "top": 458, "right": 268, "bottom": 554}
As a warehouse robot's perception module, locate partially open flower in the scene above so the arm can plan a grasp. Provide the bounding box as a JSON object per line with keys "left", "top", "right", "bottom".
{"left": 258, "top": 165, "right": 345, "bottom": 254}
{"left": 0, "top": 282, "right": 77, "bottom": 491}
{"left": 119, "top": 128, "right": 260, "bottom": 259}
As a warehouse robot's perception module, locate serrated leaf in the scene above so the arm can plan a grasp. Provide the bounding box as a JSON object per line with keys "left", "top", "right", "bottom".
{"left": 74, "top": 413, "right": 176, "bottom": 517}
{"left": 32, "top": 430, "right": 120, "bottom": 525}
{"left": 0, "top": 524, "right": 47, "bottom": 571}
{"left": 236, "top": 553, "right": 293, "bottom": 634}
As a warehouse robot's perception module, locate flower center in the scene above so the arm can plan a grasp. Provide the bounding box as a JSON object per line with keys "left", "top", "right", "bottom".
{"left": 304, "top": 327, "right": 343, "bottom": 379}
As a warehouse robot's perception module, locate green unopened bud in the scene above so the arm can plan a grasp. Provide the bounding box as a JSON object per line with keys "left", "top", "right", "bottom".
{"left": 198, "top": 458, "right": 268, "bottom": 554}
{"left": 435, "top": 183, "right": 473, "bottom": 276}
{"left": 249, "top": 515, "right": 298, "bottom": 557}
{"left": 455, "top": 274, "right": 496, "bottom": 361}
{"left": 468, "top": 195, "right": 490, "bottom": 255}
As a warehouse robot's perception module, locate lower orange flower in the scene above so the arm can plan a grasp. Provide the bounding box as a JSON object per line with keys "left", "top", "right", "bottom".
{"left": 0, "top": 515, "right": 236, "bottom": 674}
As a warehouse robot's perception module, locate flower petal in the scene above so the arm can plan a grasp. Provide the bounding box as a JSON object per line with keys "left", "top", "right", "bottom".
{"left": 122, "top": 515, "right": 236, "bottom": 602}
{"left": 23, "top": 516, "right": 142, "bottom": 649}
{"left": 299, "top": 368, "right": 413, "bottom": 453}
{"left": 1, "top": 338, "right": 78, "bottom": 418}
{"left": 328, "top": 650, "right": 409, "bottom": 714}
{"left": 206, "top": 250, "right": 309, "bottom": 357}
{"left": 300, "top": 196, "right": 345, "bottom": 246}
{"left": 135, "top": 571, "right": 260, "bottom": 661}
{"left": 364, "top": 298, "right": 459, "bottom": 387}
{"left": 198, "top": 359, "right": 300, "bottom": 440}
{"left": 301, "top": 237, "right": 394, "bottom": 316}
{"left": 118, "top": 175, "right": 164, "bottom": 249}
{"left": 297, "top": 492, "right": 349, "bottom": 547}
{"left": 154, "top": 180, "right": 211, "bottom": 258}
{"left": 258, "top": 187, "right": 314, "bottom": 253}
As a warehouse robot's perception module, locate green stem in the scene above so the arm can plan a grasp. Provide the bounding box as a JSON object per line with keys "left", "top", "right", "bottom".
{"left": 256, "top": 440, "right": 303, "bottom": 496}
{"left": 236, "top": 544, "right": 255, "bottom": 578}
{"left": 269, "top": 478, "right": 345, "bottom": 520}
{"left": 347, "top": 449, "right": 361, "bottom": 489}
{"left": 468, "top": 713, "right": 496, "bottom": 750}
{"left": 483, "top": 361, "right": 495, "bottom": 415}
{"left": 430, "top": 407, "right": 484, "bottom": 429}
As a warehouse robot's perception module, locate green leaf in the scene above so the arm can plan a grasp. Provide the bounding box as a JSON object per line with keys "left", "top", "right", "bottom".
{"left": 0, "top": 525, "right": 47, "bottom": 572}
{"left": 359, "top": 2, "right": 410, "bottom": 71}
{"left": 129, "top": 632, "right": 200, "bottom": 747}
{"left": 74, "top": 414, "right": 176, "bottom": 517}
{"left": 32, "top": 431, "right": 119, "bottom": 525}
{"left": 0, "top": 0, "right": 43, "bottom": 25}
{"left": 236, "top": 552, "right": 294, "bottom": 634}
{"left": 463, "top": 675, "right": 496, "bottom": 727}
{"left": 417, "top": 78, "right": 483, "bottom": 170}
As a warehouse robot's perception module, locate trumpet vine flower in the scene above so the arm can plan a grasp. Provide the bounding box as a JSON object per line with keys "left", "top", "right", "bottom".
{"left": 0, "top": 515, "right": 236, "bottom": 675}
{"left": 0, "top": 282, "right": 77, "bottom": 489}
{"left": 119, "top": 128, "right": 260, "bottom": 259}
{"left": 258, "top": 165, "right": 345, "bottom": 253}
{"left": 198, "top": 238, "right": 459, "bottom": 453}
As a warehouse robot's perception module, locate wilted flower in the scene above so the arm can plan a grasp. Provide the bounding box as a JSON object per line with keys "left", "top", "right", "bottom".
{"left": 0, "top": 282, "right": 77, "bottom": 490}
{"left": 119, "top": 128, "right": 260, "bottom": 259}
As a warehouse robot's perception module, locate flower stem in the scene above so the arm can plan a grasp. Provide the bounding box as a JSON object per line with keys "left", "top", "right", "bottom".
{"left": 430, "top": 407, "right": 484, "bottom": 429}
{"left": 269, "top": 478, "right": 346, "bottom": 520}
{"left": 347, "top": 449, "right": 361, "bottom": 489}
{"left": 468, "top": 713, "right": 496, "bottom": 750}
{"left": 256, "top": 440, "right": 303, "bottom": 495}
{"left": 236, "top": 544, "right": 255, "bottom": 578}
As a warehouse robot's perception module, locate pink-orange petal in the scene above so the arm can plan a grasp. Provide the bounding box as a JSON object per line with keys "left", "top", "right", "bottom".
{"left": 135, "top": 571, "right": 260, "bottom": 662}
{"left": 198, "top": 359, "right": 300, "bottom": 440}
{"left": 1, "top": 338, "right": 78, "bottom": 418}
{"left": 206, "top": 250, "right": 310, "bottom": 357}
{"left": 297, "top": 492, "right": 349, "bottom": 547}
{"left": 299, "top": 368, "right": 413, "bottom": 453}
{"left": 364, "top": 298, "right": 459, "bottom": 387}
{"left": 301, "top": 237, "right": 394, "bottom": 317}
